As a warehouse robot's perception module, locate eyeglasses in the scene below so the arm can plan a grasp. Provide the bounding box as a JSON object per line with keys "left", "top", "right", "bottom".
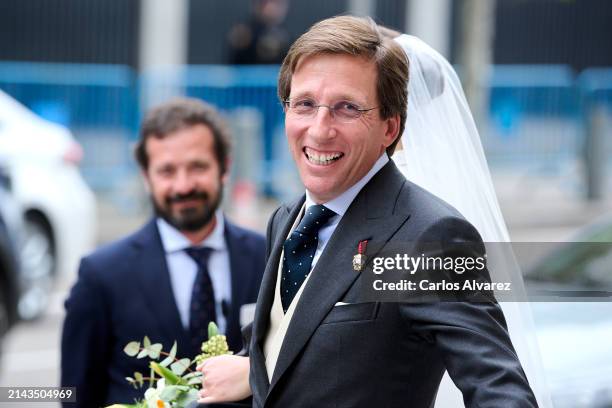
{"left": 283, "top": 98, "right": 379, "bottom": 123}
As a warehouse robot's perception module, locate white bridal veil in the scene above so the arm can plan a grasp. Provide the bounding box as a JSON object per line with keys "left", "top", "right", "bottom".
{"left": 391, "top": 34, "right": 552, "bottom": 407}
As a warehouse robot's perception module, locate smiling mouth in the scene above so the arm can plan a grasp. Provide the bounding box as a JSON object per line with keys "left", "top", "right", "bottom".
{"left": 303, "top": 147, "right": 344, "bottom": 166}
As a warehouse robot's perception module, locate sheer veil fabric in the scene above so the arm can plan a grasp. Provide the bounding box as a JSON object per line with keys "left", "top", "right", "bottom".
{"left": 391, "top": 34, "right": 552, "bottom": 407}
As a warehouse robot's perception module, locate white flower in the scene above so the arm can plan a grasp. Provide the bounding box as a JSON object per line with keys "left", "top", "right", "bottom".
{"left": 144, "top": 378, "right": 166, "bottom": 408}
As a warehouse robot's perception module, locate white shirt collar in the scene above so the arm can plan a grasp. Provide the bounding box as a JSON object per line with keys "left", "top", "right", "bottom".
{"left": 305, "top": 153, "right": 389, "bottom": 215}
{"left": 156, "top": 209, "right": 226, "bottom": 253}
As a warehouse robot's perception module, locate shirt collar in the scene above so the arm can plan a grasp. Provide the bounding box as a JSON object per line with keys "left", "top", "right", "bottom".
{"left": 156, "top": 209, "right": 226, "bottom": 254}
{"left": 305, "top": 153, "right": 389, "bottom": 216}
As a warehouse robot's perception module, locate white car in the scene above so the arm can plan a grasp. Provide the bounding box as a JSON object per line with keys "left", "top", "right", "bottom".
{"left": 0, "top": 90, "right": 97, "bottom": 319}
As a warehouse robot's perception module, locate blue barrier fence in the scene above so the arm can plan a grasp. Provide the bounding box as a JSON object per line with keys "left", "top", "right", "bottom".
{"left": 0, "top": 62, "right": 139, "bottom": 190}
{"left": 0, "top": 62, "right": 138, "bottom": 130}
{"left": 0, "top": 62, "right": 610, "bottom": 197}
{"left": 579, "top": 68, "right": 612, "bottom": 109}
{"left": 181, "top": 66, "right": 286, "bottom": 197}
{"left": 484, "top": 65, "right": 584, "bottom": 165}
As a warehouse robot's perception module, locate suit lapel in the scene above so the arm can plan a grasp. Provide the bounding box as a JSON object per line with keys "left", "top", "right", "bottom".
{"left": 132, "top": 220, "right": 189, "bottom": 352}
{"left": 267, "top": 162, "right": 412, "bottom": 395}
{"left": 250, "top": 199, "right": 304, "bottom": 401}
{"left": 225, "top": 223, "right": 246, "bottom": 329}
{"left": 226, "top": 223, "right": 243, "bottom": 302}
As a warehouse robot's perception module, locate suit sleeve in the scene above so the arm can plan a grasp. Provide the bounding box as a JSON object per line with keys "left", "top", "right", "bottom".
{"left": 399, "top": 216, "right": 538, "bottom": 408}
{"left": 61, "top": 257, "right": 111, "bottom": 408}
{"left": 265, "top": 206, "right": 282, "bottom": 262}
{"left": 236, "top": 322, "right": 253, "bottom": 357}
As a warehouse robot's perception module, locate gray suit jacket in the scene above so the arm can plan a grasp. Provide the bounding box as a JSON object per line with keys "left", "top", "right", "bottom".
{"left": 249, "top": 161, "right": 537, "bottom": 408}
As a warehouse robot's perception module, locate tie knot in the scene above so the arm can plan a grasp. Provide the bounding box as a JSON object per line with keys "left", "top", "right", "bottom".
{"left": 296, "top": 205, "right": 336, "bottom": 235}
{"left": 184, "top": 246, "right": 213, "bottom": 266}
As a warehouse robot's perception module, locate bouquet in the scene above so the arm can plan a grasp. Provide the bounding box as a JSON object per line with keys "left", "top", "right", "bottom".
{"left": 107, "top": 322, "right": 232, "bottom": 408}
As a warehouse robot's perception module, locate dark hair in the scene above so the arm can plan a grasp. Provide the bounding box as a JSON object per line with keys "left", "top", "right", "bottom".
{"left": 135, "top": 98, "right": 231, "bottom": 174}
{"left": 278, "top": 15, "right": 409, "bottom": 155}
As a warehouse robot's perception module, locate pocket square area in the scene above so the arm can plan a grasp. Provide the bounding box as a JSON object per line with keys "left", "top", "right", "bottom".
{"left": 323, "top": 302, "right": 379, "bottom": 324}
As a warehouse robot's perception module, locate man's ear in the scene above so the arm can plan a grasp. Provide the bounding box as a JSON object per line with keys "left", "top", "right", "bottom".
{"left": 382, "top": 114, "right": 401, "bottom": 148}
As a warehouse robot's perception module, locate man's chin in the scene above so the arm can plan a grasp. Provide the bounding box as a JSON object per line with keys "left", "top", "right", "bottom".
{"left": 302, "top": 177, "right": 344, "bottom": 203}
{"left": 170, "top": 218, "right": 210, "bottom": 232}
{"left": 159, "top": 209, "right": 215, "bottom": 232}
{"left": 152, "top": 194, "right": 221, "bottom": 233}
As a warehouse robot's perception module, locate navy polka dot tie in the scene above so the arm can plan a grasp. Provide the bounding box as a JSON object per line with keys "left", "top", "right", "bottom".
{"left": 281, "top": 205, "right": 336, "bottom": 312}
{"left": 184, "top": 246, "right": 216, "bottom": 356}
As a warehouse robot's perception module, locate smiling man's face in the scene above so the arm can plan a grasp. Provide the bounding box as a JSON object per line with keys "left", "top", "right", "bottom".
{"left": 285, "top": 53, "right": 399, "bottom": 203}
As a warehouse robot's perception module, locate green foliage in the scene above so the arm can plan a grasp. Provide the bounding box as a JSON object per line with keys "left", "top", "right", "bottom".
{"left": 159, "top": 384, "right": 190, "bottom": 400}
{"left": 208, "top": 321, "right": 219, "bottom": 338}
{"left": 132, "top": 336, "right": 164, "bottom": 360}
{"left": 151, "top": 361, "right": 185, "bottom": 385}
{"left": 170, "top": 358, "right": 191, "bottom": 376}
{"left": 114, "top": 323, "right": 232, "bottom": 408}
{"left": 195, "top": 332, "right": 233, "bottom": 364}
{"left": 159, "top": 342, "right": 177, "bottom": 367}
{"left": 123, "top": 341, "right": 140, "bottom": 357}
{"left": 134, "top": 372, "right": 144, "bottom": 387}
{"left": 174, "top": 387, "right": 200, "bottom": 406}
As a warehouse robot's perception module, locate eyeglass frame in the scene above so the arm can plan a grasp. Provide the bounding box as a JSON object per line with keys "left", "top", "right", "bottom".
{"left": 282, "top": 98, "right": 379, "bottom": 122}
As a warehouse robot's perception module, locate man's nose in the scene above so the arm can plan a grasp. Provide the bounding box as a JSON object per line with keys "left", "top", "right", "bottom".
{"left": 307, "top": 107, "right": 336, "bottom": 141}
{"left": 172, "top": 170, "right": 196, "bottom": 194}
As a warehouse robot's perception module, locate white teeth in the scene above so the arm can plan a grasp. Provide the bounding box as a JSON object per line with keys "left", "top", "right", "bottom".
{"left": 304, "top": 148, "right": 343, "bottom": 165}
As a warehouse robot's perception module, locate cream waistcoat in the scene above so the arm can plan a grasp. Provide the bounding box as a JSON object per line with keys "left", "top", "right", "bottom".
{"left": 263, "top": 204, "right": 309, "bottom": 380}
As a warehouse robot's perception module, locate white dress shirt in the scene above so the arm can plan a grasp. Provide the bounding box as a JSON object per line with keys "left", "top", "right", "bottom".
{"left": 304, "top": 152, "right": 390, "bottom": 271}
{"left": 264, "top": 153, "right": 389, "bottom": 378}
{"left": 156, "top": 210, "right": 232, "bottom": 334}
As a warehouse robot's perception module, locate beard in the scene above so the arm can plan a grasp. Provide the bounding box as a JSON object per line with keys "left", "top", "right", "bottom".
{"left": 152, "top": 186, "right": 223, "bottom": 232}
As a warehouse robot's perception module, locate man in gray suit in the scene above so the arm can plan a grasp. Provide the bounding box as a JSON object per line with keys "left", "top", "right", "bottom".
{"left": 199, "top": 15, "right": 537, "bottom": 408}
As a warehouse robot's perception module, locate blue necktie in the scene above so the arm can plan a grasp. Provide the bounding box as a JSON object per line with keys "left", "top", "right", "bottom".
{"left": 184, "top": 247, "right": 216, "bottom": 355}
{"left": 281, "top": 205, "right": 336, "bottom": 312}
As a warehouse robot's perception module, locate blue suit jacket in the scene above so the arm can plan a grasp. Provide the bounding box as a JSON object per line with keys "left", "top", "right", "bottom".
{"left": 61, "top": 218, "right": 265, "bottom": 408}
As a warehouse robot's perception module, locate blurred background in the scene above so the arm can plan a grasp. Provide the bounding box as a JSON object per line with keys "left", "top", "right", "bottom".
{"left": 0, "top": 0, "right": 611, "bottom": 406}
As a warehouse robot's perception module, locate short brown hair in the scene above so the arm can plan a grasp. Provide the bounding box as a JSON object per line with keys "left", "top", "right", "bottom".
{"left": 378, "top": 25, "right": 401, "bottom": 40}
{"left": 135, "top": 98, "right": 231, "bottom": 174}
{"left": 278, "top": 15, "right": 408, "bottom": 155}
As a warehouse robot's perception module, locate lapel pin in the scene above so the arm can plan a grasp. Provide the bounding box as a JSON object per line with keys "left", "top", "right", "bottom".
{"left": 352, "top": 239, "right": 368, "bottom": 271}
